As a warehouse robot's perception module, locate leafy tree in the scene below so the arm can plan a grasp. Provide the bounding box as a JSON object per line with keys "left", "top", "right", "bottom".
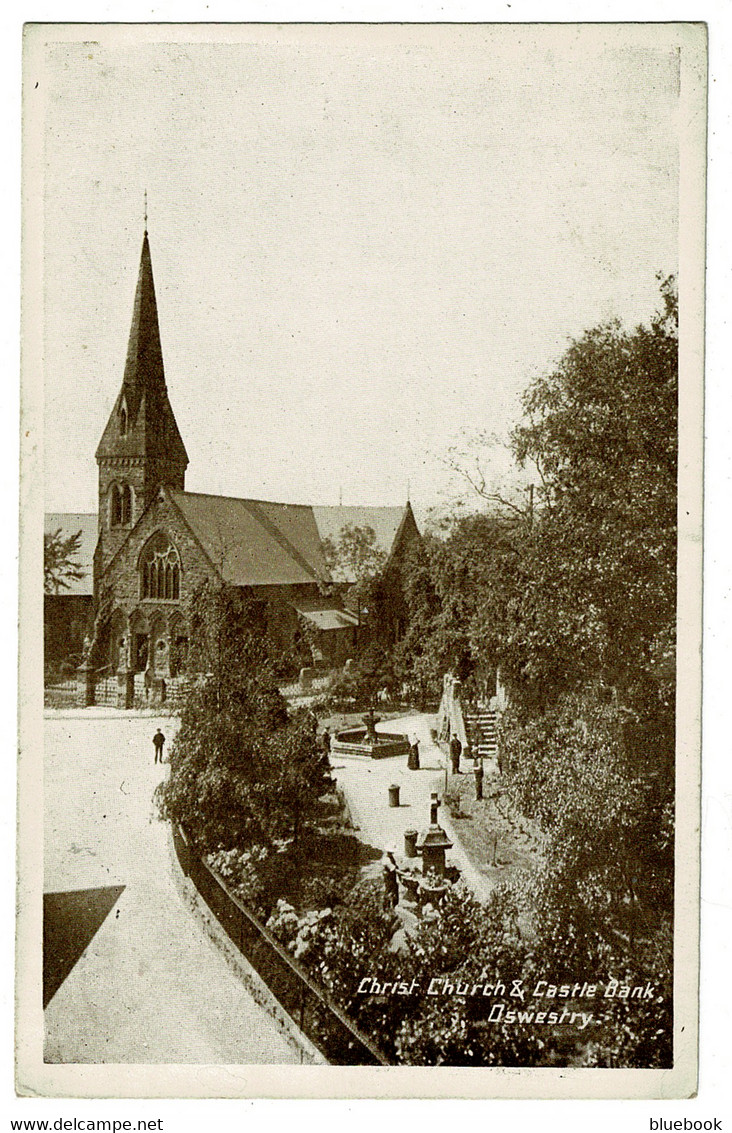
{"left": 155, "top": 580, "right": 332, "bottom": 850}
{"left": 321, "top": 523, "right": 387, "bottom": 587}
{"left": 322, "top": 523, "right": 388, "bottom": 645}
{"left": 44, "top": 527, "right": 85, "bottom": 594}
{"left": 508, "top": 274, "right": 677, "bottom": 718}
{"left": 393, "top": 514, "right": 525, "bottom": 703}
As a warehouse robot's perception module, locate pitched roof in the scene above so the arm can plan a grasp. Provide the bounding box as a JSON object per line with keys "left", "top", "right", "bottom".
{"left": 51, "top": 498, "right": 419, "bottom": 595}
{"left": 170, "top": 491, "right": 330, "bottom": 587}
{"left": 44, "top": 513, "right": 97, "bottom": 596}
{"left": 311, "top": 505, "right": 410, "bottom": 581}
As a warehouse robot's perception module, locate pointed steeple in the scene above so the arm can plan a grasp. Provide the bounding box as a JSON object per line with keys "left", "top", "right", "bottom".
{"left": 95, "top": 230, "right": 189, "bottom": 564}
{"left": 120, "top": 230, "right": 165, "bottom": 411}
{"left": 97, "top": 231, "right": 188, "bottom": 471}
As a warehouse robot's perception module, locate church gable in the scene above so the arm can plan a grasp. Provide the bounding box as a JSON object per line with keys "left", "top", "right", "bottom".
{"left": 101, "top": 488, "right": 219, "bottom": 613}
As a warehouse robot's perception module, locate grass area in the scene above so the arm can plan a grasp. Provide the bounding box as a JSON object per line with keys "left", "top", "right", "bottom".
{"left": 442, "top": 766, "right": 544, "bottom": 888}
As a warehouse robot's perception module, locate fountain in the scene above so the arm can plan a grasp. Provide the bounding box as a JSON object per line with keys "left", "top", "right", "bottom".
{"left": 330, "top": 706, "right": 411, "bottom": 760}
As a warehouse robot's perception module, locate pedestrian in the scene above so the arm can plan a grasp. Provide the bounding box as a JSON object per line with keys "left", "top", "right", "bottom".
{"left": 473, "top": 756, "right": 484, "bottom": 800}
{"left": 152, "top": 727, "right": 166, "bottom": 764}
{"left": 381, "top": 845, "right": 400, "bottom": 909}
{"left": 450, "top": 733, "right": 462, "bottom": 774}
{"left": 408, "top": 733, "right": 420, "bottom": 771}
{"left": 321, "top": 727, "right": 331, "bottom": 756}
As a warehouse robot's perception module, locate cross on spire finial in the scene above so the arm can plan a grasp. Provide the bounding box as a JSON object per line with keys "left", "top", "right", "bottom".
{"left": 144, "top": 189, "right": 148, "bottom": 233}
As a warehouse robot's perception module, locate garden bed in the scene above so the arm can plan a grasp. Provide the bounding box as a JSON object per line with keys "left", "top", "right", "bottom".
{"left": 441, "top": 770, "right": 545, "bottom": 889}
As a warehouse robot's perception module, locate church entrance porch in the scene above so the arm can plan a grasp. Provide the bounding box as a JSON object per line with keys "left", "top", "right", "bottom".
{"left": 134, "top": 633, "right": 149, "bottom": 673}
{"left": 95, "top": 604, "right": 189, "bottom": 708}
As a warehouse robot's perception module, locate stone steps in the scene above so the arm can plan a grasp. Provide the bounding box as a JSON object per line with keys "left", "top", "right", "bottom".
{"left": 464, "top": 707, "right": 498, "bottom": 760}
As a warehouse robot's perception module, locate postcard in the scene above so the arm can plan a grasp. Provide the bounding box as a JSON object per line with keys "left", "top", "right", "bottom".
{"left": 18, "top": 21, "right": 706, "bottom": 1098}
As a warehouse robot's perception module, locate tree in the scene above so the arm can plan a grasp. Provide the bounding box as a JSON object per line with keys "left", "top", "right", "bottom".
{"left": 322, "top": 523, "right": 388, "bottom": 641}
{"left": 508, "top": 274, "right": 678, "bottom": 718}
{"left": 44, "top": 527, "right": 85, "bottom": 594}
{"left": 321, "top": 523, "right": 387, "bottom": 587}
{"left": 392, "top": 514, "right": 525, "bottom": 703}
{"left": 155, "top": 580, "right": 332, "bottom": 850}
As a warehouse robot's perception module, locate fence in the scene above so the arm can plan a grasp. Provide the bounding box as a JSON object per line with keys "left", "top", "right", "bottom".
{"left": 46, "top": 667, "right": 338, "bottom": 712}
{"left": 43, "top": 677, "right": 80, "bottom": 710}
{"left": 172, "top": 824, "right": 389, "bottom": 1066}
{"left": 44, "top": 668, "right": 196, "bottom": 712}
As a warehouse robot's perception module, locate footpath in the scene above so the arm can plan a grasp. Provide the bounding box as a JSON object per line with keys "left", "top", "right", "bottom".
{"left": 44, "top": 712, "right": 301, "bottom": 1064}
{"left": 330, "top": 713, "right": 494, "bottom": 903}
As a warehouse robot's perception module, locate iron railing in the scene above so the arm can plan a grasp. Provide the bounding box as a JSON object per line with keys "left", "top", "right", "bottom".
{"left": 172, "top": 823, "right": 389, "bottom": 1066}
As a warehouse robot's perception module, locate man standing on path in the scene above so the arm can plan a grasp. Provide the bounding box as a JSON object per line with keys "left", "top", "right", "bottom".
{"left": 153, "top": 728, "right": 166, "bottom": 764}
{"left": 450, "top": 733, "right": 462, "bottom": 774}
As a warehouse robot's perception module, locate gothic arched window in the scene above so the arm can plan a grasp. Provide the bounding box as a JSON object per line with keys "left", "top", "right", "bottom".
{"left": 120, "top": 406, "right": 128, "bottom": 436}
{"left": 140, "top": 533, "right": 181, "bottom": 601}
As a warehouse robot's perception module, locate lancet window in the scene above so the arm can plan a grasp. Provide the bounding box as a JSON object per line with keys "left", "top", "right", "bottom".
{"left": 110, "top": 483, "right": 133, "bottom": 527}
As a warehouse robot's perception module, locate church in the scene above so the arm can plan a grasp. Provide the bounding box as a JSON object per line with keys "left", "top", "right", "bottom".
{"left": 45, "top": 228, "right": 421, "bottom": 696}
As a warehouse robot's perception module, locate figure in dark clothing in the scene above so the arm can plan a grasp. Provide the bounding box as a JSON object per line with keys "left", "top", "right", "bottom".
{"left": 450, "top": 733, "right": 462, "bottom": 774}
{"left": 321, "top": 728, "right": 331, "bottom": 755}
{"left": 382, "top": 848, "right": 399, "bottom": 909}
{"left": 153, "top": 728, "right": 166, "bottom": 764}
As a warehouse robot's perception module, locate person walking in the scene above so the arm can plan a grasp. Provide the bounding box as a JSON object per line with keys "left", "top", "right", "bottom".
{"left": 321, "top": 727, "right": 331, "bottom": 756}
{"left": 152, "top": 728, "right": 166, "bottom": 764}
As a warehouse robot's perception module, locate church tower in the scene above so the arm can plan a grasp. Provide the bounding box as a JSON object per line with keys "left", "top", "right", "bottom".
{"left": 95, "top": 229, "right": 189, "bottom": 574}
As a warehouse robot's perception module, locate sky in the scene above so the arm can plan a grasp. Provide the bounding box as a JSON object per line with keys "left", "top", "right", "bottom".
{"left": 36, "top": 24, "right": 681, "bottom": 525}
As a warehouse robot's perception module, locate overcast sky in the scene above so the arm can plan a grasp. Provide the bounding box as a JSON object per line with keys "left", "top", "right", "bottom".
{"left": 37, "top": 25, "right": 680, "bottom": 524}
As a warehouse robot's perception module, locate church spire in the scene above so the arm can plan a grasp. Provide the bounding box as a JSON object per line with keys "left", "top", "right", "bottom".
{"left": 121, "top": 229, "right": 165, "bottom": 407}
{"left": 96, "top": 228, "right": 188, "bottom": 546}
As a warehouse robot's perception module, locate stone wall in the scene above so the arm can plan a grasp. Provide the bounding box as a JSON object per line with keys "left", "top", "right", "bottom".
{"left": 98, "top": 491, "right": 216, "bottom": 676}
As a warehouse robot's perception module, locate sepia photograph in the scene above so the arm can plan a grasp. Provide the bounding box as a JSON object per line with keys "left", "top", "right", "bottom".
{"left": 17, "top": 20, "right": 706, "bottom": 1098}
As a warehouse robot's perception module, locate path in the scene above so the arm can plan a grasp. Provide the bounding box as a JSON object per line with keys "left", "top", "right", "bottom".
{"left": 44, "top": 710, "right": 300, "bottom": 1064}
{"left": 330, "top": 713, "right": 494, "bottom": 902}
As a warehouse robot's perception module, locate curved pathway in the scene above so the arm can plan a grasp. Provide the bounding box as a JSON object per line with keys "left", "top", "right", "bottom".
{"left": 44, "top": 710, "right": 300, "bottom": 1064}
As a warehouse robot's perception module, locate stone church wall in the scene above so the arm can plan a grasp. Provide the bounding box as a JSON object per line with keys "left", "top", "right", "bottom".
{"left": 99, "top": 492, "right": 217, "bottom": 675}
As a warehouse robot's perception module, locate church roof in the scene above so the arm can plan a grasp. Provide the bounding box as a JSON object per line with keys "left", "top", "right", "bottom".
{"left": 44, "top": 513, "right": 97, "bottom": 596}
{"left": 170, "top": 491, "right": 331, "bottom": 587}
{"left": 48, "top": 497, "right": 418, "bottom": 595}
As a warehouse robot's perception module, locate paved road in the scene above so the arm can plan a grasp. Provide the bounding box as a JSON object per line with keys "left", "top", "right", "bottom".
{"left": 44, "top": 711, "right": 300, "bottom": 1064}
